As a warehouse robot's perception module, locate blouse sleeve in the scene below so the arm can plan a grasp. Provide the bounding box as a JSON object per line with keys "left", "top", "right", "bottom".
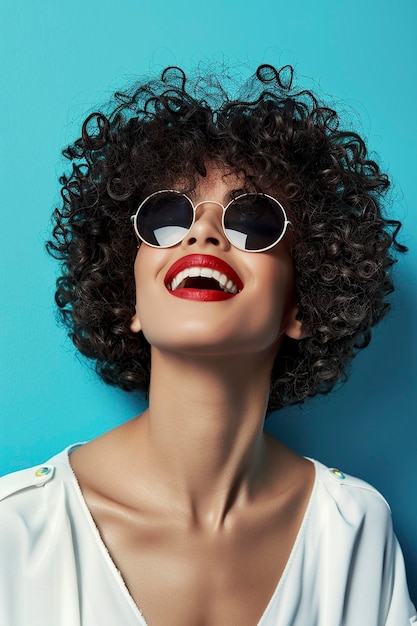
{"left": 380, "top": 520, "right": 416, "bottom": 625}
{"left": 321, "top": 469, "right": 416, "bottom": 625}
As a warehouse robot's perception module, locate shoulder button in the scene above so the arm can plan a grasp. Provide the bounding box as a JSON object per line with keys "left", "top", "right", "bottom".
{"left": 35, "top": 466, "right": 53, "bottom": 479}
{"left": 329, "top": 468, "right": 345, "bottom": 480}
{"left": 0, "top": 464, "right": 55, "bottom": 501}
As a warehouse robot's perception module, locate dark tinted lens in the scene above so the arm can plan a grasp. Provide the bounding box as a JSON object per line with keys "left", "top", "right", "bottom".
{"left": 136, "top": 191, "right": 194, "bottom": 247}
{"left": 224, "top": 194, "right": 286, "bottom": 251}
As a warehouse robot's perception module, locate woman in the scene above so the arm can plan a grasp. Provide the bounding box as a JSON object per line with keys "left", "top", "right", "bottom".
{"left": 0, "top": 64, "right": 415, "bottom": 625}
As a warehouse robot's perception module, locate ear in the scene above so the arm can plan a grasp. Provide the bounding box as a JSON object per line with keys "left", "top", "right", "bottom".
{"left": 130, "top": 307, "right": 142, "bottom": 333}
{"left": 282, "top": 305, "right": 308, "bottom": 340}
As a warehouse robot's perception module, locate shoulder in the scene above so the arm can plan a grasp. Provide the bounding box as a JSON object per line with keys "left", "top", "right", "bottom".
{"left": 0, "top": 444, "right": 82, "bottom": 523}
{"left": 312, "top": 458, "right": 391, "bottom": 512}
{"left": 0, "top": 444, "right": 85, "bottom": 574}
{"left": 308, "top": 458, "right": 397, "bottom": 546}
{"left": 306, "top": 460, "right": 417, "bottom": 621}
{"left": 0, "top": 446, "right": 89, "bottom": 623}
{"left": 0, "top": 463, "right": 56, "bottom": 501}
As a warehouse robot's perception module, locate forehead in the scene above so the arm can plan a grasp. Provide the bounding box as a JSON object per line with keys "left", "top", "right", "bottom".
{"left": 197, "top": 164, "right": 246, "bottom": 192}
{"left": 174, "top": 163, "right": 249, "bottom": 202}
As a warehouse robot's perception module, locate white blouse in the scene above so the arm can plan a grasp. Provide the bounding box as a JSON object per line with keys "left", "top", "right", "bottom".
{"left": 0, "top": 444, "right": 415, "bottom": 626}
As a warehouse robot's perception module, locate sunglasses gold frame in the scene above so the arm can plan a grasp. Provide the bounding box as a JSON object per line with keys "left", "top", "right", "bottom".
{"left": 131, "top": 190, "right": 291, "bottom": 252}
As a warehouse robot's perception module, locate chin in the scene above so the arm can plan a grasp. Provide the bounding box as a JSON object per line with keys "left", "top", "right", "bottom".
{"left": 146, "top": 328, "right": 282, "bottom": 360}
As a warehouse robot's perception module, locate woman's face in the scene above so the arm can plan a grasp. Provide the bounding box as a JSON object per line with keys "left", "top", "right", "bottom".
{"left": 130, "top": 164, "right": 303, "bottom": 359}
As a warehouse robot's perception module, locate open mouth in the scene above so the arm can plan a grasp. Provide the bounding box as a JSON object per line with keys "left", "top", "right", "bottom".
{"left": 169, "top": 267, "right": 239, "bottom": 294}
{"left": 164, "top": 255, "right": 243, "bottom": 301}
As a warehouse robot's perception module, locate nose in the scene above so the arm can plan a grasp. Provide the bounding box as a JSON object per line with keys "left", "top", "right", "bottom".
{"left": 181, "top": 200, "right": 230, "bottom": 251}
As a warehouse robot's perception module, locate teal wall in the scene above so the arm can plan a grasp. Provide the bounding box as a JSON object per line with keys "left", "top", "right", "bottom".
{"left": 1, "top": 0, "right": 416, "bottom": 603}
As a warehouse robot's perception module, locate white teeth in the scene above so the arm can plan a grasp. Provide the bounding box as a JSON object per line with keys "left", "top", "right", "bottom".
{"left": 168, "top": 266, "right": 239, "bottom": 294}
{"left": 218, "top": 274, "right": 227, "bottom": 287}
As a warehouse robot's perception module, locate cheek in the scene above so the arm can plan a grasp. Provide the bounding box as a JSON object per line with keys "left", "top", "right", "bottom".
{"left": 250, "top": 259, "right": 296, "bottom": 340}
{"left": 133, "top": 244, "right": 168, "bottom": 293}
{"left": 132, "top": 247, "right": 166, "bottom": 328}
{"left": 258, "top": 253, "right": 296, "bottom": 310}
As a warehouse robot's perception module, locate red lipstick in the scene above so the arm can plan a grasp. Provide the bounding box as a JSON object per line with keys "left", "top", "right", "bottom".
{"left": 164, "top": 254, "right": 243, "bottom": 301}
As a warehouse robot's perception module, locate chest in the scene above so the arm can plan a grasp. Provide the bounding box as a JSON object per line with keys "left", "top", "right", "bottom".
{"left": 86, "top": 500, "right": 306, "bottom": 626}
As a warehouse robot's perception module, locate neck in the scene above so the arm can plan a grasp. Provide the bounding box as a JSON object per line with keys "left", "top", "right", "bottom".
{"left": 130, "top": 347, "right": 278, "bottom": 527}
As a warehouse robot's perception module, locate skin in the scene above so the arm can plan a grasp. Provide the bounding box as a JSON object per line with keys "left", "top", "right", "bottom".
{"left": 70, "top": 164, "right": 315, "bottom": 626}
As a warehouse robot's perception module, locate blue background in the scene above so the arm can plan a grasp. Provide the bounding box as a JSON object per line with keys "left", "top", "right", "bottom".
{"left": 1, "top": 0, "right": 416, "bottom": 605}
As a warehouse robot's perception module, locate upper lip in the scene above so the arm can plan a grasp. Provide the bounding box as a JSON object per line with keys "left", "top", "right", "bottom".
{"left": 164, "top": 254, "right": 244, "bottom": 293}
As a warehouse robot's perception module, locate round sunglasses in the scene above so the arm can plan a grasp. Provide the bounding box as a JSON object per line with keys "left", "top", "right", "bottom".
{"left": 131, "top": 190, "right": 291, "bottom": 252}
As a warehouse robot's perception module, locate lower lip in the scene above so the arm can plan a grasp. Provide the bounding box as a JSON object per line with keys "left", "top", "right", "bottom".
{"left": 168, "top": 288, "right": 236, "bottom": 301}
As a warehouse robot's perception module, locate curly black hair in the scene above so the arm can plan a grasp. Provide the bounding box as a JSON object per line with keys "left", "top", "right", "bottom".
{"left": 47, "top": 64, "right": 406, "bottom": 413}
